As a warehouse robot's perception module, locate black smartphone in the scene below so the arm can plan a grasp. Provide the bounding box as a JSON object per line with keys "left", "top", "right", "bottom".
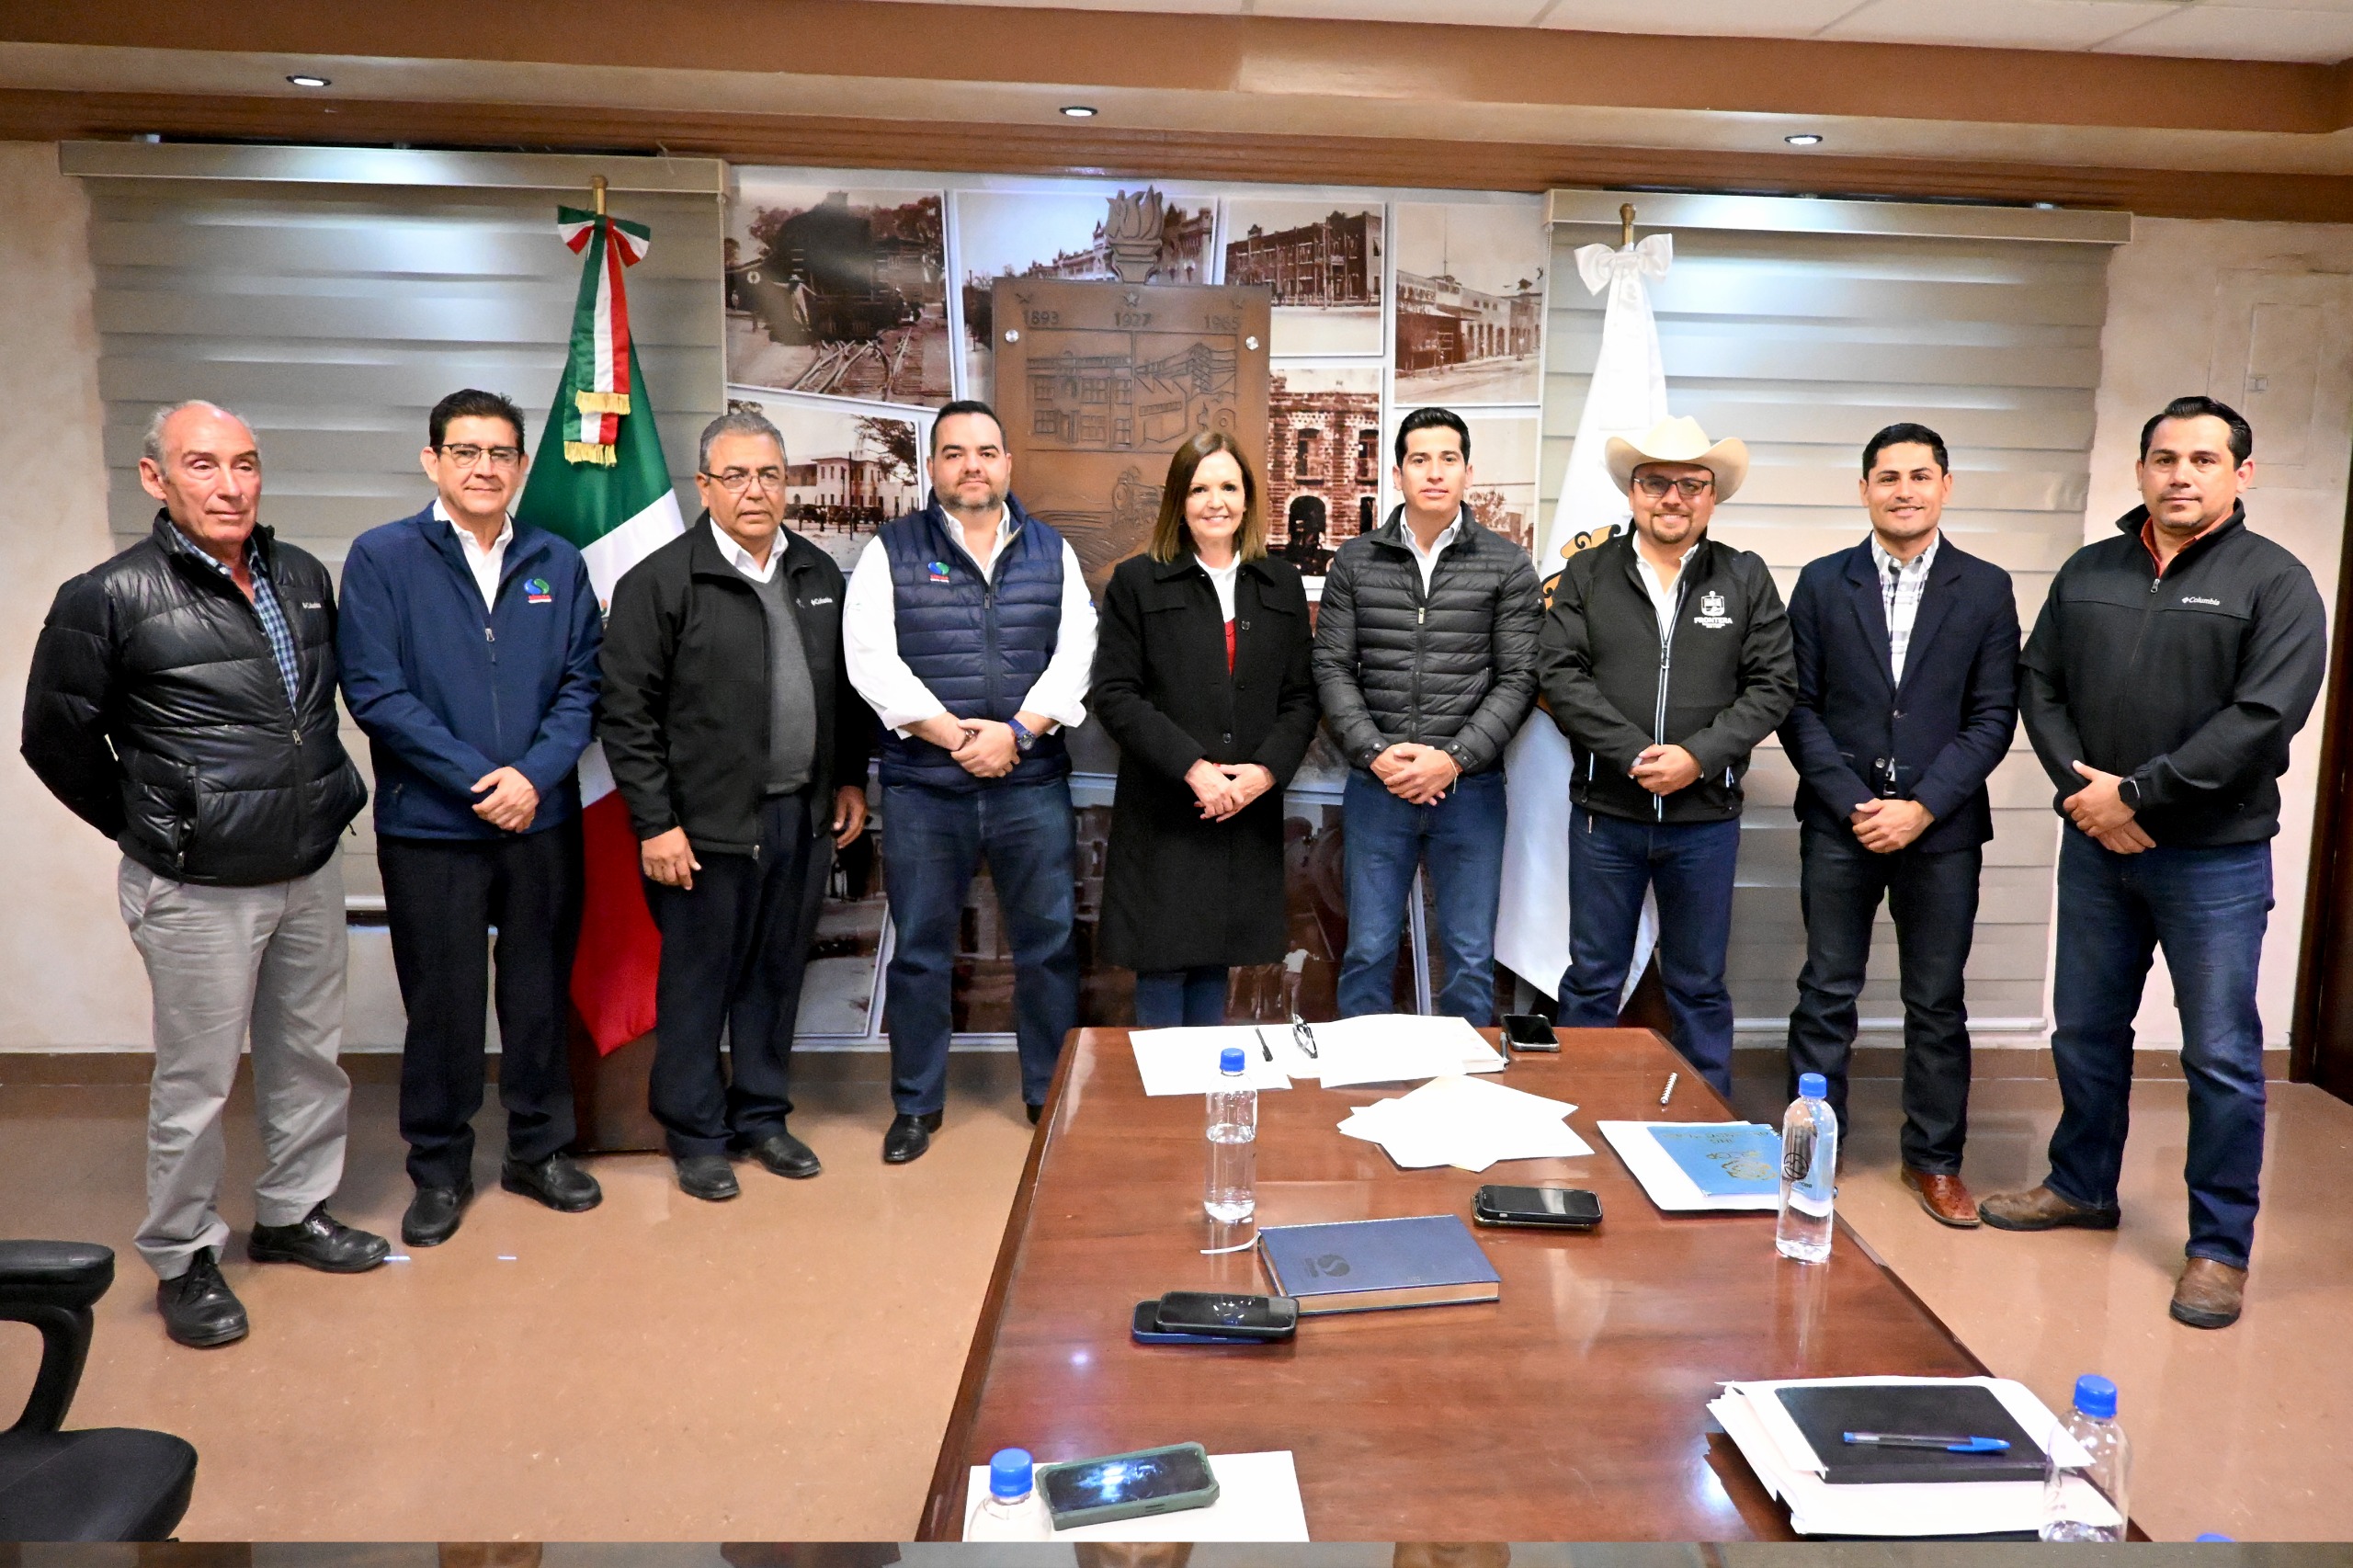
{"left": 1152, "top": 1290, "right": 1299, "bottom": 1341}
{"left": 1131, "top": 1300, "right": 1278, "bottom": 1346}
{"left": 1502, "top": 1013, "right": 1560, "bottom": 1051}
{"left": 1039, "top": 1443, "right": 1221, "bottom": 1529}
{"left": 1473, "top": 1185, "right": 1602, "bottom": 1230}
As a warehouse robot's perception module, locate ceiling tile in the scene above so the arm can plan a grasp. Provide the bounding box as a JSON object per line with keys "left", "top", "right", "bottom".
{"left": 1820, "top": 0, "right": 2183, "bottom": 50}
{"left": 2097, "top": 5, "right": 2353, "bottom": 57}
{"left": 1535, "top": 0, "right": 1864, "bottom": 33}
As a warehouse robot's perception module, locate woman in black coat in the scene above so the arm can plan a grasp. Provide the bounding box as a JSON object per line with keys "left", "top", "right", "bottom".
{"left": 1093, "top": 431, "right": 1321, "bottom": 1027}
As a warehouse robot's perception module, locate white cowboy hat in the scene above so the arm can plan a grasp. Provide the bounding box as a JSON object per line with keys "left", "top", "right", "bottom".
{"left": 1605, "top": 415, "right": 1749, "bottom": 501}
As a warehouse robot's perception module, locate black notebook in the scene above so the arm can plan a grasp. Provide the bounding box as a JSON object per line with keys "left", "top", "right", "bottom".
{"left": 1776, "top": 1384, "right": 2048, "bottom": 1485}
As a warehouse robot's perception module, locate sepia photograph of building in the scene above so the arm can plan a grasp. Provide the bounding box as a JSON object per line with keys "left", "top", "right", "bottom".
{"left": 1461, "top": 411, "right": 1541, "bottom": 556}
{"left": 1223, "top": 199, "right": 1383, "bottom": 357}
{"left": 953, "top": 186, "right": 1217, "bottom": 398}
{"left": 722, "top": 386, "right": 929, "bottom": 572}
{"left": 1264, "top": 364, "right": 1383, "bottom": 576}
{"left": 1392, "top": 201, "right": 1548, "bottom": 405}
{"left": 724, "top": 178, "right": 950, "bottom": 405}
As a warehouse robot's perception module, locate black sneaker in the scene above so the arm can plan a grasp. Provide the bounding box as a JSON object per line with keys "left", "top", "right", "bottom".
{"left": 157, "top": 1248, "right": 248, "bottom": 1348}
{"left": 247, "top": 1203, "right": 392, "bottom": 1273}
{"left": 674, "top": 1153, "right": 740, "bottom": 1201}
{"left": 503, "top": 1153, "right": 602, "bottom": 1212}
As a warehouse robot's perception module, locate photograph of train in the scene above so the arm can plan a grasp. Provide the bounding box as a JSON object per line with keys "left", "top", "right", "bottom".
{"left": 1392, "top": 200, "right": 1548, "bottom": 405}
{"left": 1224, "top": 199, "right": 1384, "bottom": 357}
{"left": 725, "top": 178, "right": 951, "bottom": 406}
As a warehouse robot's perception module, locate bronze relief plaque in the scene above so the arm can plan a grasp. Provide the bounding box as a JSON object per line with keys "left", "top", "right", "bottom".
{"left": 993, "top": 278, "right": 1271, "bottom": 597}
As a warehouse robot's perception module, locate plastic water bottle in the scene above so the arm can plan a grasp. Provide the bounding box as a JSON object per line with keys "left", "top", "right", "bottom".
{"left": 1204, "top": 1046, "right": 1257, "bottom": 1225}
{"left": 2040, "top": 1374, "right": 2131, "bottom": 1542}
{"left": 966, "top": 1448, "right": 1053, "bottom": 1540}
{"left": 1775, "top": 1072, "right": 1837, "bottom": 1263}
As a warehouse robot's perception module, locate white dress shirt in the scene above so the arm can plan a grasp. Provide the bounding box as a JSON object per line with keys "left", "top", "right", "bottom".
{"left": 709, "top": 517, "right": 779, "bottom": 584}
{"left": 842, "top": 501, "right": 1098, "bottom": 737}
{"left": 1634, "top": 541, "right": 1693, "bottom": 638}
{"left": 1203, "top": 555, "right": 1241, "bottom": 623}
{"left": 1870, "top": 531, "right": 1940, "bottom": 685}
{"left": 435, "top": 498, "right": 513, "bottom": 608}
{"left": 1403, "top": 513, "right": 1462, "bottom": 595}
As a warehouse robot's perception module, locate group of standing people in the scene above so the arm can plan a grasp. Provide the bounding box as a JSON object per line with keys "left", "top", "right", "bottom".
{"left": 21, "top": 384, "right": 2321, "bottom": 1349}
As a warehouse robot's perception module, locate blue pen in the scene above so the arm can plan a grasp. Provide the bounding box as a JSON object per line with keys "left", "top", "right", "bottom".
{"left": 1843, "top": 1431, "right": 2012, "bottom": 1453}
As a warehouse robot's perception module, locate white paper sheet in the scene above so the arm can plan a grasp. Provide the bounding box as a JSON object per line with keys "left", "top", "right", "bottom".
{"left": 1300, "top": 1013, "right": 1506, "bottom": 1087}
{"left": 1597, "top": 1119, "right": 1782, "bottom": 1212}
{"left": 1129, "top": 1028, "right": 1294, "bottom": 1096}
{"left": 964, "top": 1449, "right": 1310, "bottom": 1541}
{"left": 1708, "top": 1377, "right": 2113, "bottom": 1539}
{"left": 1336, "top": 1074, "right": 1593, "bottom": 1172}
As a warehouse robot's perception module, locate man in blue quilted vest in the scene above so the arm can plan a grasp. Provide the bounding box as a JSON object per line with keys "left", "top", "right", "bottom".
{"left": 844, "top": 402, "right": 1098, "bottom": 1164}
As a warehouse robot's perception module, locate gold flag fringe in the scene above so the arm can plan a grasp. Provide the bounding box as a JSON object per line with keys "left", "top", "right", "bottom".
{"left": 574, "top": 391, "right": 632, "bottom": 416}
{"left": 564, "top": 441, "right": 618, "bottom": 466}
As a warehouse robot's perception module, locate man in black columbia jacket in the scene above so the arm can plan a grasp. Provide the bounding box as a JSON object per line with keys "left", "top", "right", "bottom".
{"left": 1982, "top": 395, "right": 2325, "bottom": 1334}
{"left": 1539, "top": 416, "right": 1796, "bottom": 1094}
{"left": 22, "top": 401, "right": 384, "bottom": 1351}
{"left": 599, "top": 410, "right": 875, "bottom": 1200}
{"left": 1313, "top": 407, "right": 1543, "bottom": 1022}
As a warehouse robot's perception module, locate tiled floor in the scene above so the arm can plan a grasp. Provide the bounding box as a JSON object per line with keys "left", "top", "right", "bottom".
{"left": 4, "top": 1054, "right": 2349, "bottom": 1541}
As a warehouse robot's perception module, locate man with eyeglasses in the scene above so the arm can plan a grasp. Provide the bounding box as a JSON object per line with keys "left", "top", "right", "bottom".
{"left": 1538, "top": 415, "right": 1795, "bottom": 1096}
{"left": 601, "top": 409, "right": 874, "bottom": 1200}
{"left": 338, "top": 389, "right": 605, "bottom": 1245}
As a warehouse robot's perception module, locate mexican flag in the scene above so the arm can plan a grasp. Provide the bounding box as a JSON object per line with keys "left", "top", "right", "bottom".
{"left": 517, "top": 203, "right": 686, "bottom": 1053}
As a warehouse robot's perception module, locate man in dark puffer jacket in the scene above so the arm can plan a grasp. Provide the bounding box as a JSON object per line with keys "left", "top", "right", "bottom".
{"left": 22, "top": 401, "right": 383, "bottom": 1351}
{"left": 1313, "top": 407, "right": 1543, "bottom": 1022}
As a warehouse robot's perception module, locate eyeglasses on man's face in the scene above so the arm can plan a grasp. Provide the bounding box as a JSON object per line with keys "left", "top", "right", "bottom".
{"left": 1633, "top": 474, "right": 1714, "bottom": 500}
{"left": 701, "top": 468, "right": 786, "bottom": 494}
{"left": 437, "top": 443, "right": 524, "bottom": 470}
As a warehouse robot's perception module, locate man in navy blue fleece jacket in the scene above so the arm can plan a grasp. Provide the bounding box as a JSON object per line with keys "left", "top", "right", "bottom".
{"left": 338, "top": 388, "right": 604, "bottom": 1248}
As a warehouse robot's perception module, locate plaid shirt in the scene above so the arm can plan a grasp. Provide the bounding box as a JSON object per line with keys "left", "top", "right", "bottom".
{"left": 167, "top": 522, "right": 301, "bottom": 706}
{"left": 1870, "top": 533, "right": 1939, "bottom": 686}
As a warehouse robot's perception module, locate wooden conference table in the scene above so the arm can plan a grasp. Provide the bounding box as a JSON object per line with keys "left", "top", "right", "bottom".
{"left": 917, "top": 1027, "right": 1989, "bottom": 1541}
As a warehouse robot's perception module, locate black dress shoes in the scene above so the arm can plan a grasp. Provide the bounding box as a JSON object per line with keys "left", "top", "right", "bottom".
{"left": 504, "top": 1153, "right": 603, "bottom": 1212}
{"left": 675, "top": 1153, "right": 740, "bottom": 1201}
{"left": 247, "top": 1203, "right": 391, "bottom": 1273}
{"left": 883, "top": 1110, "right": 943, "bottom": 1165}
{"left": 1026, "top": 1102, "right": 1044, "bottom": 1127}
{"left": 157, "top": 1248, "right": 247, "bottom": 1348}
{"left": 402, "top": 1183, "right": 474, "bottom": 1247}
{"left": 745, "top": 1130, "right": 822, "bottom": 1179}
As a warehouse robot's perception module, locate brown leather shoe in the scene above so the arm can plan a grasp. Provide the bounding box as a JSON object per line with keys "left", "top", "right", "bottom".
{"left": 1901, "top": 1167, "right": 1981, "bottom": 1228}
{"left": 1977, "top": 1184, "right": 2121, "bottom": 1232}
{"left": 2170, "top": 1256, "right": 2247, "bottom": 1329}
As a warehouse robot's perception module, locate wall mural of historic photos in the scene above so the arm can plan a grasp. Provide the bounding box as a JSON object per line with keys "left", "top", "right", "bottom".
{"left": 1392, "top": 200, "right": 1548, "bottom": 406}
{"left": 724, "top": 177, "right": 952, "bottom": 406}
{"left": 953, "top": 186, "right": 1220, "bottom": 403}
{"left": 1222, "top": 199, "right": 1384, "bottom": 358}
{"left": 720, "top": 387, "right": 931, "bottom": 574}
{"left": 1460, "top": 410, "right": 1542, "bottom": 556}
{"left": 1266, "top": 361, "right": 1385, "bottom": 577}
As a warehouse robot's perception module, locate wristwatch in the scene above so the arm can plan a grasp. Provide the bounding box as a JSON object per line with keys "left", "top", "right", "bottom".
{"left": 1008, "top": 718, "right": 1039, "bottom": 756}
{"left": 2118, "top": 775, "right": 2143, "bottom": 810}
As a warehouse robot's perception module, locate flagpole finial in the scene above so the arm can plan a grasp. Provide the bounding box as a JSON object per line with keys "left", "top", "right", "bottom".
{"left": 1620, "top": 202, "right": 1636, "bottom": 249}
{"left": 592, "top": 176, "right": 608, "bottom": 219}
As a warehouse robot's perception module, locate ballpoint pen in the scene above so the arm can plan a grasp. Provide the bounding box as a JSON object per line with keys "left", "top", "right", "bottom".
{"left": 1842, "top": 1432, "right": 2012, "bottom": 1453}
{"left": 1660, "top": 1072, "right": 1677, "bottom": 1107}
{"left": 1256, "top": 1027, "right": 1274, "bottom": 1063}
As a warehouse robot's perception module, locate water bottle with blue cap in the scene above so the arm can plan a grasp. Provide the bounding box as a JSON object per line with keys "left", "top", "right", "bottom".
{"left": 1776, "top": 1071, "right": 1837, "bottom": 1263}
{"left": 2041, "top": 1374, "right": 2131, "bottom": 1541}
{"left": 1204, "top": 1045, "right": 1257, "bottom": 1225}
{"left": 966, "top": 1446, "right": 1051, "bottom": 1540}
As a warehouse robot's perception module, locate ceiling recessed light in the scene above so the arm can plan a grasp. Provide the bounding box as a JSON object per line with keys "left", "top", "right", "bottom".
{"left": 1784, "top": 132, "right": 1823, "bottom": 146}
{"left": 286, "top": 74, "right": 332, "bottom": 88}
{"left": 1060, "top": 105, "right": 1098, "bottom": 119}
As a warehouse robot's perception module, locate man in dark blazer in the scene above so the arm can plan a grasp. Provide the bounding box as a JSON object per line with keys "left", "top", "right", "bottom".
{"left": 1779, "top": 423, "right": 2018, "bottom": 1228}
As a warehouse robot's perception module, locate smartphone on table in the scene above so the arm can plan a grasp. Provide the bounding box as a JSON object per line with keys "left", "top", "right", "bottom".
{"left": 1502, "top": 1014, "right": 1560, "bottom": 1051}
{"left": 1472, "top": 1184, "right": 1602, "bottom": 1230}
{"left": 1037, "top": 1442, "right": 1221, "bottom": 1529}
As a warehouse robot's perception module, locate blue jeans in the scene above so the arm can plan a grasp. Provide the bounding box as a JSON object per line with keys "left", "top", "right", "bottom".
{"left": 1557, "top": 807, "right": 1741, "bottom": 1096}
{"left": 1133, "top": 967, "right": 1230, "bottom": 1028}
{"left": 1338, "top": 766, "right": 1507, "bottom": 1023}
{"left": 881, "top": 778, "right": 1079, "bottom": 1115}
{"left": 2046, "top": 831, "right": 2272, "bottom": 1267}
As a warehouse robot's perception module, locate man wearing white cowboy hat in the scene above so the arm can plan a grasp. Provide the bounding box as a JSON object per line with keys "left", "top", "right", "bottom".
{"left": 1537, "top": 415, "right": 1796, "bottom": 1095}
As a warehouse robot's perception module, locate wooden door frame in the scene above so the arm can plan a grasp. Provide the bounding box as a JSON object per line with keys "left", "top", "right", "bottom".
{"left": 2288, "top": 455, "right": 2353, "bottom": 1099}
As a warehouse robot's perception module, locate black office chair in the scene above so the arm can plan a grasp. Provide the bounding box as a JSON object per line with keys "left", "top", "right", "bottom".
{"left": 0, "top": 1241, "right": 197, "bottom": 1540}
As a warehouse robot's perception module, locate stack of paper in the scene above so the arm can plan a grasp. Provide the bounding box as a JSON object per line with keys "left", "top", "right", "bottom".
{"left": 1598, "top": 1119, "right": 1783, "bottom": 1212}
{"left": 1709, "top": 1376, "right": 2110, "bottom": 1539}
{"left": 963, "top": 1449, "right": 1310, "bottom": 1541}
{"left": 1337, "top": 1074, "right": 1593, "bottom": 1172}
{"left": 1284, "top": 1013, "right": 1506, "bottom": 1087}
{"left": 1129, "top": 1027, "right": 1295, "bottom": 1096}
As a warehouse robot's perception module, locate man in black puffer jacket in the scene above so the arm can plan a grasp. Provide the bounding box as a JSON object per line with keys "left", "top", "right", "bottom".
{"left": 22, "top": 401, "right": 382, "bottom": 1351}
{"left": 1313, "top": 407, "right": 1543, "bottom": 1022}
{"left": 1539, "top": 416, "right": 1796, "bottom": 1094}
